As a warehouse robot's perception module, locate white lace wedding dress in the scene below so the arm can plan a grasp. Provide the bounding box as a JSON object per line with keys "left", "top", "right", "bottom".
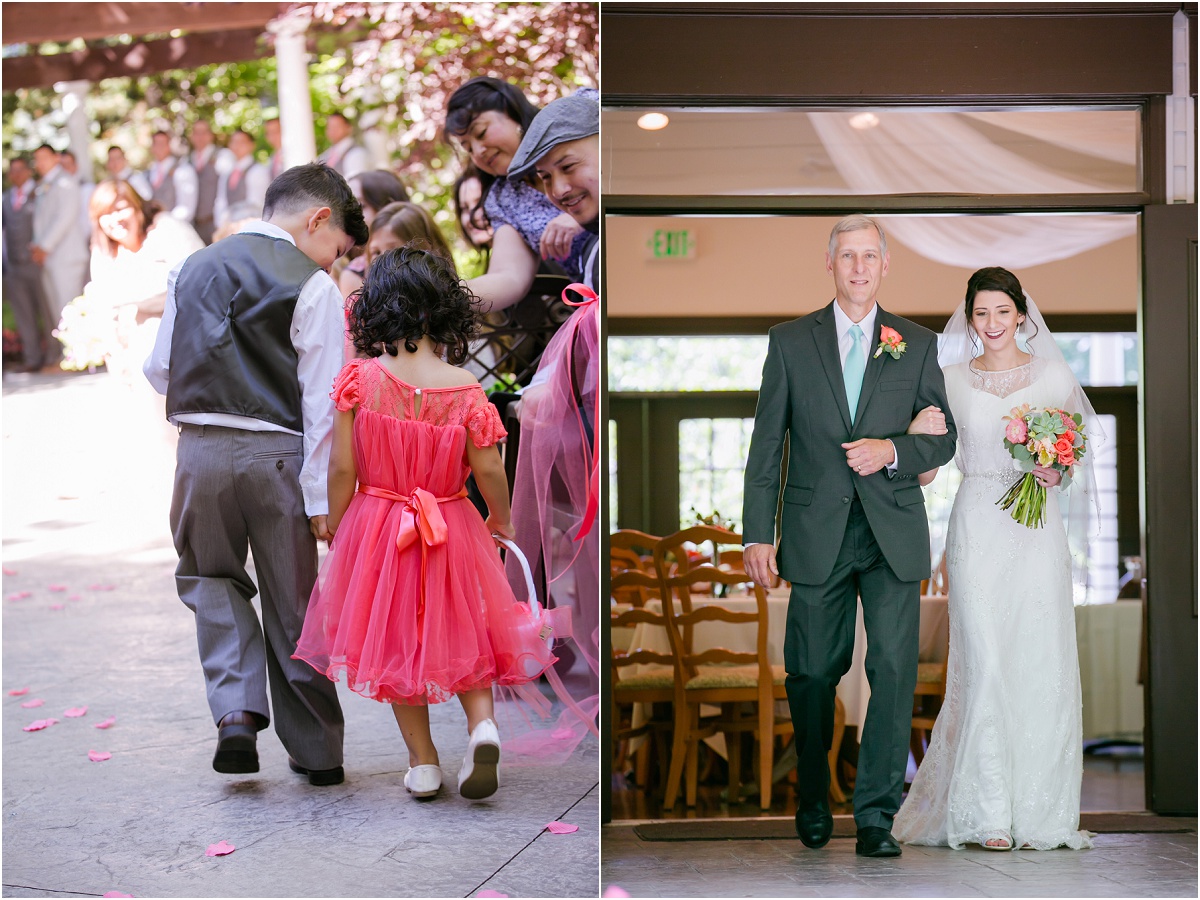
{"left": 893, "top": 357, "right": 1093, "bottom": 851}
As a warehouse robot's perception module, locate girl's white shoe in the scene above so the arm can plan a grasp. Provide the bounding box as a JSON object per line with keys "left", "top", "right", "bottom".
{"left": 404, "top": 764, "right": 443, "bottom": 798}
{"left": 458, "top": 718, "right": 501, "bottom": 799}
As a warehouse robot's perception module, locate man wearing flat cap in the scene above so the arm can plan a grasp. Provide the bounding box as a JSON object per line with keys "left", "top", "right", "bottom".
{"left": 507, "top": 91, "right": 600, "bottom": 291}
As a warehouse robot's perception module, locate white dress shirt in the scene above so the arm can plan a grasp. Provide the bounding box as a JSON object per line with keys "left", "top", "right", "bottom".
{"left": 320, "top": 137, "right": 369, "bottom": 181}
{"left": 214, "top": 157, "right": 270, "bottom": 227}
{"left": 149, "top": 158, "right": 199, "bottom": 223}
{"left": 143, "top": 220, "right": 345, "bottom": 516}
{"left": 116, "top": 167, "right": 153, "bottom": 201}
{"left": 831, "top": 300, "right": 898, "bottom": 470}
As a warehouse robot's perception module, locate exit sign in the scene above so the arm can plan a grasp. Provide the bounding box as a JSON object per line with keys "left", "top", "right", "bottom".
{"left": 647, "top": 228, "right": 696, "bottom": 260}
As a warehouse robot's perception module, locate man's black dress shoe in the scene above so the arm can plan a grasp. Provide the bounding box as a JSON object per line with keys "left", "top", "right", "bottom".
{"left": 856, "top": 826, "right": 902, "bottom": 857}
{"left": 288, "top": 757, "right": 345, "bottom": 786}
{"left": 213, "top": 711, "right": 259, "bottom": 774}
{"left": 795, "top": 799, "right": 834, "bottom": 848}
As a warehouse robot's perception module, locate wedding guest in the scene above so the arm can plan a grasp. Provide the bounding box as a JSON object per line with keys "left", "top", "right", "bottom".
{"left": 214, "top": 129, "right": 269, "bottom": 229}
{"left": 30, "top": 143, "right": 89, "bottom": 355}
{"left": 60, "top": 149, "right": 95, "bottom": 242}
{"left": 189, "top": 119, "right": 232, "bottom": 243}
{"left": 146, "top": 130, "right": 198, "bottom": 226}
{"left": 264, "top": 117, "right": 286, "bottom": 181}
{"left": 3, "top": 156, "right": 52, "bottom": 372}
{"left": 453, "top": 166, "right": 494, "bottom": 260}
{"left": 318, "top": 111, "right": 369, "bottom": 181}
{"left": 445, "top": 77, "right": 589, "bottom": 310}
{"left": 106, "top": 146, "right": 152, "bottom": 200}
{"left": 143, "top": 163, "right": 367, "bottom": 784}
{"left": 507, "top": 91, "right": 600, "bottom": 291}
{"left": 337, "top": 170, "right": 410, "bottom": 297}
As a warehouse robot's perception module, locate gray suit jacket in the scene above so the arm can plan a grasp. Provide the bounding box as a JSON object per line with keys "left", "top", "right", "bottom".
{"left": 32, "top": 166, "right": 87, "bottom": 264}
{"left": 742, "top": 302, "right": 957, "bottom": 585}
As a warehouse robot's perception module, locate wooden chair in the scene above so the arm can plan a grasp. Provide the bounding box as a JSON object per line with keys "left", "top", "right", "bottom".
{"left": 610, "top": 569, "right": 675, "bottom": 792}
{"left": 656, "top": 563, "right": 792, "bottom": 811}
{"left": 654, "top": 524, "right": 744, "bottom": 601}
{"left": 910, "top": 662, "right": 948, "bottom": 766}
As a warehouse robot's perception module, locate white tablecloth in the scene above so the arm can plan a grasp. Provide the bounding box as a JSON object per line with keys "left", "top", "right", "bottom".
{"left": 1075, "top": 600, "right": 1144, "bottom": 741}
{"left": 623, "top": 590, "right": 949, "bottom": 730}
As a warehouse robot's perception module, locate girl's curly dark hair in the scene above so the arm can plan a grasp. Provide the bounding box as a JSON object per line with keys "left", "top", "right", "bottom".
{"left": 349, "top": 246, "right": 482, "bottom": 365}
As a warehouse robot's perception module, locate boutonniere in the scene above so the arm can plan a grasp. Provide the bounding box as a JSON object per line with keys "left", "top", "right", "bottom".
{"left": 874, "top": 325, "right": 906, "bottom": 360}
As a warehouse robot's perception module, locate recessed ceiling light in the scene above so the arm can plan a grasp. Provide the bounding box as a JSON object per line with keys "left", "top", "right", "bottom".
{"left": 849, "top": 112, "right": 880, "bottom": 130}
{"left": 637, "top": 112, "right": 670, "bottom": 131}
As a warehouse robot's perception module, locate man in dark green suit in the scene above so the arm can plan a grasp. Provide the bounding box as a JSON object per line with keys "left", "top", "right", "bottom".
{"left": 742, "top": 215, "right": 957, "bottom": 857}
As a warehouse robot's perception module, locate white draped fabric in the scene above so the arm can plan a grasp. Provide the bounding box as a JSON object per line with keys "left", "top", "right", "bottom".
{"left": 807, "top": 112, "right": 1138, "bottom": 268}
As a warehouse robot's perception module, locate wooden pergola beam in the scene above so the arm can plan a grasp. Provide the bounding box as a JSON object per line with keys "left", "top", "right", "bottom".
{"left": 1, "top": 2, "right": 291, "bottom": 46}
{"left": 2, "top": 28, "right": 272, "bottom": 90}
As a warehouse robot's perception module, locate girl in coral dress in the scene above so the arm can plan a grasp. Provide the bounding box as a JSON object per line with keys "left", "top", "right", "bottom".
{"left": 294, "top": 246, "right": 558, "bottom": 801}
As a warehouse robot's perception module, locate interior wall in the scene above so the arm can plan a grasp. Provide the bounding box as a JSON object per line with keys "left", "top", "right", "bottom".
{"left": 606, "top": 214, "right": 1139, "bottom": 321}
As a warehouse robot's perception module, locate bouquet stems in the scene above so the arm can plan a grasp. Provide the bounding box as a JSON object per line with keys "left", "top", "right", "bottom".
{"left": 996, "top": 472, "right": 1046, "bottom": 528}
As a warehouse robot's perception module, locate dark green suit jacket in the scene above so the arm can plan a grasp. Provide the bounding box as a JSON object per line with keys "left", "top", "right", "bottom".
{"left": 742, "top": 302, "right": 957, "bottom": 585}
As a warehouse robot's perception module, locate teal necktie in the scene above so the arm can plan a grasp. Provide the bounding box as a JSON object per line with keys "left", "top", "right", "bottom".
{"left": 844, "top": 323, "right": 866, "bottom": 424}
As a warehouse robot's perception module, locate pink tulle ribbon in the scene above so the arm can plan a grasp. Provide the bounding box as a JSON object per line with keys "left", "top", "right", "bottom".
{"left": 558, "top": 282, "right": 601, "bottom": 550}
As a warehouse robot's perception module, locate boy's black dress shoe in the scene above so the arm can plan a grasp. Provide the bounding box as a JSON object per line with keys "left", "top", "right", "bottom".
{"left": 288, "top": 758, "right": 345, "bottom": 786}
{"left": 795, "top": 799, "right": 834, "bottom": 848}
{"left": 213, "top": 711, "right": 259, "bottom": 774}
{"left": 856, "top": 826, "right": 902, "bottom": 857}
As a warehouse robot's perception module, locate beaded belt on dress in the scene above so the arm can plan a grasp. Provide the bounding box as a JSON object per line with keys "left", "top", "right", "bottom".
{"left": 961, "top": 470, "right": 1019, "bottom": 485}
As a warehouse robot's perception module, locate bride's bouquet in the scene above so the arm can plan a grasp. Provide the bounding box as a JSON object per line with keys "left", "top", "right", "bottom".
{"left": 997, "top": 404, "right": 1089, "bottom": 528}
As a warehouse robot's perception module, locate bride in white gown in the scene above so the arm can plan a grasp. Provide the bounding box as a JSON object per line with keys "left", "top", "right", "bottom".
{"left": 893, "top": 267, "right": 1102, "bottom": 852}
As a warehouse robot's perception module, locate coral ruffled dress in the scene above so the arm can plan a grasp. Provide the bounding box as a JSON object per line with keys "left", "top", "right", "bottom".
{"left": 294, "top": 357, "right": 557, "bottom": 706}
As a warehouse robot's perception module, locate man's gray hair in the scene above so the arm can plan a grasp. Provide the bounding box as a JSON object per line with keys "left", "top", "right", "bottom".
{"left": 828, "top": 214, "right": 887, "bottom": 258}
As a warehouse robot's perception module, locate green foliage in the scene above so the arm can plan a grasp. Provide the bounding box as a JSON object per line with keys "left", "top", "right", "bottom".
{"left": 3, "top": 2, "right": 598, "bottom": 257}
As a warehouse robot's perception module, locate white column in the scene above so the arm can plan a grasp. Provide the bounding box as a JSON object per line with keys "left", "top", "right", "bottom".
{"left": 1166, "top": 10, "right": 1195, "bottom": 203}
{"left": 55, "top": 79, "right": 92, "bottom": 180}
{"left": 268, "top": 10, "right": 317, "bottom": 169}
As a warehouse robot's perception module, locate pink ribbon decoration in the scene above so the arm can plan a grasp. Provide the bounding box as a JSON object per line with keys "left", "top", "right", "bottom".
{"left": 560, "top": 283, "right": 600, "bottom": 546}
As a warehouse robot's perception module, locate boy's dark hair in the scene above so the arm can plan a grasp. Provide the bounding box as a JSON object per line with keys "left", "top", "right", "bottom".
{"left": 349, "top": 246, "right": 481, "bottom": 365}
{"left": 263, "top": 162, "right": 368, "bottom": 246}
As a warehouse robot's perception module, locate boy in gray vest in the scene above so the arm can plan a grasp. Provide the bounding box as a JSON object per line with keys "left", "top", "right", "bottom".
{"left": 144, "top": 163, "right": 369, "bottom": 785}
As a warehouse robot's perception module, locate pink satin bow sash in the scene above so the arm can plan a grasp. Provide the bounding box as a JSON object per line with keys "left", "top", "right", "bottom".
{"left": 358, "top": 484, "right": 467, "bottom": 552}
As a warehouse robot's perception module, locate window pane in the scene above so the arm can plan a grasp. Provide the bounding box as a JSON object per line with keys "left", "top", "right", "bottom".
{"left": 604, "top": 106, "right": 1140, "bottom": 196}
{"left": 679, "top": 417, "right": 755, "bottom": 530}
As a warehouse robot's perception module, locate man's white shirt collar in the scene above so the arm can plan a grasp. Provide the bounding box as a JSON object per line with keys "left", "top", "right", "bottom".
{"left": 833, "top": 300, "right": 878, "bottom": 347}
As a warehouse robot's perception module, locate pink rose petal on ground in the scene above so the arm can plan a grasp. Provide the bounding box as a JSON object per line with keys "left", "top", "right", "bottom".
{"left": 64, "top": 706, "right": 88, "bottom": 717}
{"left": 20, "top": 699, "right": 44, "bottom": 708}
{"left": 94, "top": 716, "right": 117, "bottom": 729}
{"left": 545, "top": 821, "right": 579, "bottom": 834}
{"left": 3, "top": 566, "right": 17, "bottom": 575}
{"left": 7, "top": 591, "right": 32, "bottom": 601}
{"left": 103, "top": 893, "right": 133, "bottom": 898}
{"left": 206, "top": 840, "right": 236, "bottom": 857}
{"left": 88, "top": 750, "right": 112, "bottom": 762}
{"left": 48, "top": 584, "right": 67, "bottom": 592}
{"left": 88, "top": 584, "right": 116, "bottom": 591}
{"left": 23, "top": 718, "right": 58, "bottom": 732}
{"left": 603, "top": 888, "right": 631, "bottom": 898}
{"left": 8, "top": 687, "right": 30, "bottom": 696}
{"left": 68, "top": 593, "right": 83, "bottom": 601}
{"left": 476, "top": 892, "right": 509, "bottom": 898}
{"left": 49, "top": 603, "right": 65, "bottom": 611}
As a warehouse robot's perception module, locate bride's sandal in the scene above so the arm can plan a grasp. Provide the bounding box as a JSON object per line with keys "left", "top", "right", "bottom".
{"left": 982, "top": 833, "right": 1014, "bottom": 851}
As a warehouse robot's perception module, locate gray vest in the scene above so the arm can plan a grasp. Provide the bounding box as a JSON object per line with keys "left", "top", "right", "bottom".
{"left": 192, "top": 151, "right": 219, "bottom": 222}
{"left": 2, "top": 185, "right": 36, "bottom": 266}
{"left": 150, "top": 159, "right": 177, "bottom": 211}
{"left": 166, "top": 233, "right": 320, "bottom": 430}
{"left": 226, "top": 164, "right": 251, "bottom": 206}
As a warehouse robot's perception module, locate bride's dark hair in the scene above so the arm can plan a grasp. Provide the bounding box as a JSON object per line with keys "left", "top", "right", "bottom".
{"left": 964, "top": 266, "right": 1039, "bottom": 350}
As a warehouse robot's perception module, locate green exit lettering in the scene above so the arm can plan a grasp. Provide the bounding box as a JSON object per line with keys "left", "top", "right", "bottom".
{"left": 648, "top": 228, "right": 694, "bottom": 259}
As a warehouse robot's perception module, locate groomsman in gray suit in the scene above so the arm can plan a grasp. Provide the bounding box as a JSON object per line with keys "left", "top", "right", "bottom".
{"left": 147, "top": 130, "right": 198, "bottom": 225}
{"left": 3, "top": 156, "right": 51, "bottom": 371}
{"left": 30, "top": 143, "right": 88, "bottom": 353}
{"left": 318, "top": 112, "right": 369, "bottom": 181}
{"left": 106, "top": 146, "right": 152, "bottom": 200}
{"left": 189, "top": 120, "right": 232, "bottom": 244}
{"left": 264, "top": 118, "right": 286, "bottom": 182}
{"left": 214, "top": 129, "right": 269, "bottom": 229}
